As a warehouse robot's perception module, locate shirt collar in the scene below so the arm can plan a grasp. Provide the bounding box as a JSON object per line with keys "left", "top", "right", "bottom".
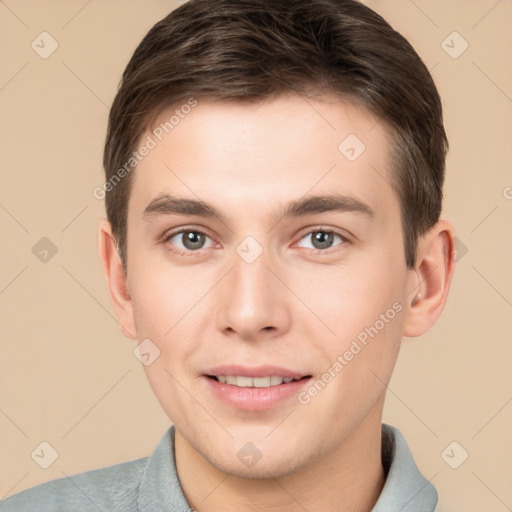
{"left": 138, "top": 423, "right": 438, "bottom": 511}
{"left": 137, "top": 425, "right": 190, "bottom": 511}
{"left": 372, "top": 423, "right": 438, "bottom": 511}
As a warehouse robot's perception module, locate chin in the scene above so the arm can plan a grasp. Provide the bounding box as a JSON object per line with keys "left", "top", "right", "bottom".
{"left": 214, "top": 456, "right": 304, "bottom": 480}
{"left": 202, "top": 442, "right": 310, "bottom": 480}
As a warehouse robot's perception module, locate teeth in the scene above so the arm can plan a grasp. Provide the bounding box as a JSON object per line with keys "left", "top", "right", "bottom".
{"left": 236, "top": 376, "right": 253, "bottom": 387}
{"left": 213, "top": 375, "right": 302, "bottom": 388}
{"left": 253, "top": 377, "right": 271, "bottom": 387}
{"left": 270, "top": 376, "right": 283, "bottom": 386}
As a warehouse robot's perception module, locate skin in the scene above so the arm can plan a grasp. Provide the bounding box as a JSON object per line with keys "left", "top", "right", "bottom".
{"left": 99, "top": 93, "right": 455, "bottom": 512}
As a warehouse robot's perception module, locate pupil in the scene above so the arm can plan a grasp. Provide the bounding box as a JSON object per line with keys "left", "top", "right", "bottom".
{"left": 313, "top": 231, "right": 333, "bottom": 249}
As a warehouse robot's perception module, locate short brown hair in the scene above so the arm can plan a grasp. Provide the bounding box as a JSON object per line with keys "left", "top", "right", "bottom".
{"left": 103, "top": 0, "right": 447, "bottom": 271}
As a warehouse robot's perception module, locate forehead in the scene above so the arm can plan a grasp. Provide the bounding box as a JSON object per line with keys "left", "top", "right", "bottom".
{"left": 129, "top": 93, "right": 397, "bottom": 224}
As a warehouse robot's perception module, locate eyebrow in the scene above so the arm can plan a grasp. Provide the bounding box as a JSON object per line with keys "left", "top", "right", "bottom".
{"left": 142, "top": 192, "right": 375, "bottom": 222}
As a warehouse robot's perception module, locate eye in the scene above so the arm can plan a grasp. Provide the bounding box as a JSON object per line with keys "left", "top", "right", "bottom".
{"left": 165, "top": 228, "right": 215, "bottom": 255}
{"left": 296, "top": 228, "right": 347, "bottom": 252}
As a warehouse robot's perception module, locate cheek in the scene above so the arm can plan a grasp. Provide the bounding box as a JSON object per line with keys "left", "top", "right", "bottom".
{"left": 128, "top": 263, "right": 212, "bottom": 384}
{"left": 128, "top": 259, "right": 209, "bottom": 337}
{"left": 132, "top": 267, "right": 205, "bottom": 422}
{"left": 303, "top": 253, "right": 406, "bottom": 391}
{"left": 299, "top": 287, "right": 403, "bottom": 431}
{"left": 299, "top": 256, "right": 405, "bottom": 340}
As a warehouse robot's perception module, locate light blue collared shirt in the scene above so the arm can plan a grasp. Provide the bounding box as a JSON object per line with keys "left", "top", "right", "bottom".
{"left": 2, "top": 423, "right": 439, "bottom": 511}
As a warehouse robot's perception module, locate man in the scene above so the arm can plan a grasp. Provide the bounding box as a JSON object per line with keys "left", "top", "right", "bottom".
{"left": 2, "top": 0, "right": 455, "bottom": 510}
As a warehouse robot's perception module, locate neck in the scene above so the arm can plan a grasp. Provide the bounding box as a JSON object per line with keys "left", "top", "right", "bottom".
{"left": 175, "top": 407, "right": 386, "bottom": 512}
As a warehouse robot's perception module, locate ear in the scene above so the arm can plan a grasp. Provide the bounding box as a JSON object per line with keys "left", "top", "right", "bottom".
{"left": 98, "top": 219, "right": 138, "bottom": 340}
{"left": 402, "top": 220, "right": 456, "bottom": 337}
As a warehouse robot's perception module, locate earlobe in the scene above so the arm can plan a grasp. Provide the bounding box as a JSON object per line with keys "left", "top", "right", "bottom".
{"left": 98, "top": 219, "right": 138, "bottom": 340}
{"left": 402, "top": 220, "right": 456, "bottom": 338}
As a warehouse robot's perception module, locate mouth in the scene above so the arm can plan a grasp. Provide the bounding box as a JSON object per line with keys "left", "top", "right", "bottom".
{"left": 206, "top": 375, "right": 311, "bottom": 387}
{"left": 202, "top": 365, "right": 313, "bottom": 411}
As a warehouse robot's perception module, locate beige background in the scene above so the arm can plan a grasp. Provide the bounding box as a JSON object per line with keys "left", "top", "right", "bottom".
{"left": 1, "top": 1, "right": 511, "bottom": 510}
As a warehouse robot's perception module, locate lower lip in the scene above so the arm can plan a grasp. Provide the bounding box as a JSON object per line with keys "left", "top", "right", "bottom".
{"left": 203, "top": 376, "right": 312, "bottom": 412}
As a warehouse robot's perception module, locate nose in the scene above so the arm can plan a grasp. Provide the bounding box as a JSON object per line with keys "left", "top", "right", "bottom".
{"left": 216, "top": 247, "right": 292, "bottom": 341}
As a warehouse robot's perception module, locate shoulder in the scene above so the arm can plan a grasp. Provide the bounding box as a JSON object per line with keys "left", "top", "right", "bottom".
{"left": 1, "top": 456, "right": 148, "bottom": 512}
{"left": 2, "top": 426, "right": 190, "bottom": 512}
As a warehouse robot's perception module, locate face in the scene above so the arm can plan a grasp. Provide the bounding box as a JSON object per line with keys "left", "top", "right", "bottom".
{"left": 123, "top": 93, "right": 411, "bottom": 478}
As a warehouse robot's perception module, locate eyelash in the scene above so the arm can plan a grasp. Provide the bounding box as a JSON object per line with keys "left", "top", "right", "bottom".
{"left": 163, "top": 226, "right": 350, "bottom": 258}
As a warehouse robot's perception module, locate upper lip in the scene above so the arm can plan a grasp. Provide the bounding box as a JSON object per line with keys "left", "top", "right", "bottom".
{"left": 204, "top": 365, "right": 311, "bottom": 379}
